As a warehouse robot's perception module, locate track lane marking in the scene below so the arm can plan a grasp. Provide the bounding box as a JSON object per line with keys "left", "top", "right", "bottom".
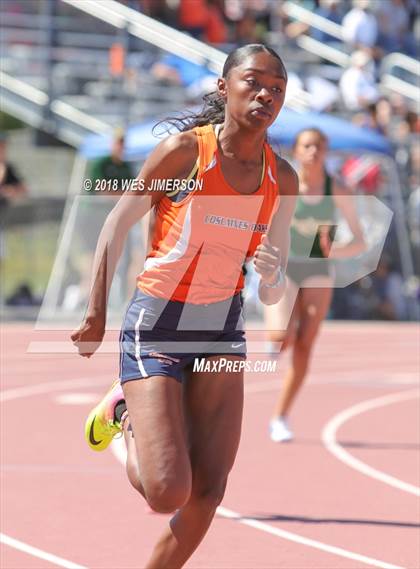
{"left": 0, "top": 377, "right": 110, "bottom": 402}
{"left": 216, "top": 508, "right": 405, "bottom": 569}
{"left": 322, "top": 389, "right": 420, "bottom": 497}
{"left": 1, "top": 379, "right": 413, "bottom": 569}
{"left": 0, "top": 379, "right": 108, "bottom": 568}
{"left": 111, "top": 437, "right": 407, "bottom": 569}
{"left": 0, "top": 534, "right": 88, "bottom": 569}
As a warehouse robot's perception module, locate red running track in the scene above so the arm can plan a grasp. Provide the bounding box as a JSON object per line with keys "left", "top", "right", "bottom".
{"left": 1, "top": 322, "right": 419, "bottom": 569}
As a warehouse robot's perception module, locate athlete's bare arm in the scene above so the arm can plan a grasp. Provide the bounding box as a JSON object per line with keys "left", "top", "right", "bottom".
{"left": 71, "top": 130, "right": 198, "bottom": 357}
{"left": 256, "top": 157, "right": 298, "bottom": 305}
{"left": 328, "top": 181, "right": 365, "bottom": 259}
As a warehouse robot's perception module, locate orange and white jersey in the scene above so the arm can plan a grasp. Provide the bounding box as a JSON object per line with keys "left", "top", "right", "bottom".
{"left": 137, "top": 124, "right": 280, "bottom": 304}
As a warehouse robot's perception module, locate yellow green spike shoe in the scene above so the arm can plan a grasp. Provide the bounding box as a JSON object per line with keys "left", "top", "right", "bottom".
{"left": 85, "top": 380, "right": 125, "bottom": 452}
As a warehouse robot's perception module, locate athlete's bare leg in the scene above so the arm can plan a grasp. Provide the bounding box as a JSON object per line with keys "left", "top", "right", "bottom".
{"left": 122, "top": 376, "right": 191, "bottom": 513}
{"left": 145, "top": 355, "right": 244, "bottom": 569}
{"left": 274, "top": 277, "right": 332, "bottom": 418}
{"left": 264, "top": 277, "right": 299, "bottom": 352}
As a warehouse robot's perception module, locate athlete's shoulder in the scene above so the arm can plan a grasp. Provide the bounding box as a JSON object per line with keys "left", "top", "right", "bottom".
{"left": 156, "top": 130, "right": 198, "bottom": 162}
{"left": 144, "top": 129, "right": 198, "bottom": 180}
{"left": 274, "top": 155, "right": 299, "bottom": 197}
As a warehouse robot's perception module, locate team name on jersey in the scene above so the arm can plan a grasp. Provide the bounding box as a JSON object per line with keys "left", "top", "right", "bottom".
{"left": 204, "top": 214, "right": 268, "bottom": 233}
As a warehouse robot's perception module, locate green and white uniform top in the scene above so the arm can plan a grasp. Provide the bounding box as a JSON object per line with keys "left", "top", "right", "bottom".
{"left": 290, "top": 174, "right": 335, "bottom": 260}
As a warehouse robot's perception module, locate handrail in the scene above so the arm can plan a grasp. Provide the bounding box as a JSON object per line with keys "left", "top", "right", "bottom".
{"left": 62, "top": 0, "right": 225, "bottom": 74}
{"left": 0, "top": 70, "right": 110, "bottom": 135}
{"left": 282, "top": 0, "right": 344, "bottom": 40}
{"left": 381, "top": 52, "right": 420, "bottom": 78}
{"left": 62, "top": 0, "right": 127, "bottom": 29}
{"left": 51, "top": 100, "right": 112, "bottom": 133}
{"left": 380, "top": 75, "right": 419, "bottom": 102}
{"left": 0, "top": 71, "right": 49, "bottom": 106}
{"left": 61, "top": 0, "right": 311, "bottom": 109}
{"left": 296, "top": 36, "right": 349, "bottom": 67}
{"left": 279, "top": 1, "right": 350, "bottom": 68}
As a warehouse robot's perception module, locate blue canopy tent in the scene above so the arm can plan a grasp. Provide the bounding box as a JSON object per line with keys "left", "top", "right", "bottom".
{"left": 77, "top": 108, "right": 413, "bottom": 282}
{"left": 79, "top": 108, "right": 393, "bottom": 160}
{"left": 41, "top": 108, "right": 414, "bottom": 323}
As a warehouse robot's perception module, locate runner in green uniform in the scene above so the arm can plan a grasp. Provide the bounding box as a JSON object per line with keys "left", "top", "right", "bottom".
{"left": 265, "top": 128, "right": 365, "bottom": 442}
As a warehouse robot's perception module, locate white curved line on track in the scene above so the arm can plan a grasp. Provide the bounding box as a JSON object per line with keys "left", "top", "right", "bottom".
{"left": 322, "top": 389, "right": 420, "bottom": 497}
{"left": 1, "top": 379, "right": 410, "bottom": 569}
{"left": 0, "top": 534, "right": 87, "bottom": 569}
{"left": 0, "top": 379, "right": 111, "bottom": 568}
{"left": 111, "top": 437, "right": 405, "bottom": 569}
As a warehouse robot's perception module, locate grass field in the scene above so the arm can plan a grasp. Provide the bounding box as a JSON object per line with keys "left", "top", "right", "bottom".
{"left": 2, "top": 222, "right": 60, "bottom": 299}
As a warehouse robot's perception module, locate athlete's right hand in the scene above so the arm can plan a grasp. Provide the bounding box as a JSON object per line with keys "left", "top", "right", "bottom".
{"left": 71, "top": 317, "right": 105, "bottom": 358}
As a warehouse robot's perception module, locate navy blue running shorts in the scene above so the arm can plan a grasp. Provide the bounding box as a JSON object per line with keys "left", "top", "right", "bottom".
{"left": 119, "top": 289, "right": 246, "bottom": 384}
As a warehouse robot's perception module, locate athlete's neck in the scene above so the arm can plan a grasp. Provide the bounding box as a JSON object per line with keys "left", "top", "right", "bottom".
{"left": 217, "top": 119, "right": 265, "bottom": 164}
{"left": 299, "top": 165, "right": 326, "bottom": 192}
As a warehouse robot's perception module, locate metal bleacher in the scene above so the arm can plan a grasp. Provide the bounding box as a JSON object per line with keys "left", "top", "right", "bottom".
{"left": 281, "top": 1, "right": 419, "bottom": 105}
{"left": 1, "top": 0, "right": 322, "bottom": 149}
{"left": 0, "top": 0, "right": 226, "bottom": 146}
{"left": 1, "top": 0, "right": 418, "bottom": 149}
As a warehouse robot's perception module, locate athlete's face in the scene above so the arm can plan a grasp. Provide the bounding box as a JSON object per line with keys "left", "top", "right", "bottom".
{"left": 294, "top": 131, "right": 327, "bottom": 167}
{"left": 218, "top": 52, "right": 287, "bottom": 129}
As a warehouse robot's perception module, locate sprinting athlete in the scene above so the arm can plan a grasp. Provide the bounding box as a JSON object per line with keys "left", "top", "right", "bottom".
{"left": 266, "top": 128, "right": 365, "bottom": 443}
{"left": 71, "top": 44, "right": 297, "bottom": 569}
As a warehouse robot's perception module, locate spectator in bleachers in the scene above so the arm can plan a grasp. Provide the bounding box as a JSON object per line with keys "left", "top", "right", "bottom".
{"left": 311, "top": 0, "right": 345, "bottom": 43}
{"left": 375, "top": 0, "right": 416, "bottom": 55}
{"left": 374, "top": 97, "right": 394, "bottom": 136}
{"left": 205, "top": 0, "right": 228, "bottom": 44}
{"left": 368, "top": 256, "right": 407, "bottom": 320}
{"left": 151, "top": 54, "right": 216, "bottom": 89}
{"left": 342, "top": 0, "right": 378, "bottom": 55}
{"left": 407, "top": 186, "right": 420, "bottom": 256}
{"left": 283, "top": 0, "right": 316, "bottom": 40}
{"left": 177, "top": 0, "right": 210, "bottom": 39}
{"left": 352, "top": 99, "right": 389, "bottom": 136}
{"left": 397, "top": 110, "right": 420, "bottom": 143}
{"left": 235, "top": 9, "right": 261, "bottom": 44}
{"left": 0, "top": 132, "right": 27, "bottom": 212}
{"left": 285, "top": 0, "right": 345, "bottom": 44}
{"left": 224, "top": 0, "right": 272, "bottom": 43}
{"left": 339, "top": 50, "right": 379, "bottom": 111}
{"left": 136, "top": 0, "right": 175, "bottom": 25}
{"left": 0, "top": 132, "right": 28, "bottom": 270}
{"left": 89, "top": 129, "right": 132, "bottom": 190}
{"left": 408, "top": 140, "right": 420, "bottom": 189}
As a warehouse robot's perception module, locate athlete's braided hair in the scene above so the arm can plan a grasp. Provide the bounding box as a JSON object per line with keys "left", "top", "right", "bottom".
{"left": 153, "top": 44, "right": 286, "bottom": 135}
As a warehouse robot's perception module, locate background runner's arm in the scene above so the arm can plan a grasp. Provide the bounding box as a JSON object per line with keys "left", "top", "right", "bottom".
{"left": 328, "top": 182, "right": 365, "bottom": 259}
{"left": 257, "top": 158, "right": 298, "bottom": 305}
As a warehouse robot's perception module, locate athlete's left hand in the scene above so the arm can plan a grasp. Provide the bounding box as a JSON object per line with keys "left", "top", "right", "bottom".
{"left": 254, "top": 234, "right": 282, "bottom": 285}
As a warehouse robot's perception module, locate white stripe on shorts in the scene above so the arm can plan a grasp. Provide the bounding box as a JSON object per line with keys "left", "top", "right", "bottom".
{"left": 134, "top": 307, "right": 148, "bottom": 378}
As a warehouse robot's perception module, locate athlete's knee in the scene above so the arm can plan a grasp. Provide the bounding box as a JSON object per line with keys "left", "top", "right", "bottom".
{"left": 190, "top": 478, "right": 228, "bottom": 511}
{"left": 267, "top": 331, "right": 294, "bottom": 351}
{"left": 294, "top": 334, "right": 315, "bottom": 357}
{"left": 127, "top": 462, "right": 143, "bottom": 494}
{"left": 146, "top": 479, "right": 191, "bottom": 514}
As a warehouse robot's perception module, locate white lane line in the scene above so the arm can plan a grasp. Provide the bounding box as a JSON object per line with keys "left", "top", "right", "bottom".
{"left": 54, "top": 393, "right": 100, "bottom": 405}
{"left": 217, "top": 508, "right": 405, "bottom": 569}
{"left": 111, "top": 437, "right": 406, "bottom": 569}
{"left": 322, "top": 389, "right": 420, "bottom": 497}
{"left": 0, "top": 378, "right": 108, "bottom": 569}
{"left": 243, "top": 374, "right": 419, "bottom": 395}
{"left": 2, "top": 379, "right": 413, "bottom": 569}
{"left": 0, "top": 377, "right": 110, "bottom": 402}
{"left": 0, "top": 533, "right": 88, "bottom": 569}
